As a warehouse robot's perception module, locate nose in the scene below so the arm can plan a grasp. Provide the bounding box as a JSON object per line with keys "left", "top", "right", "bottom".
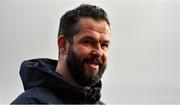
{"left": 91, "top": 47, "right": 103, "bottom": 58}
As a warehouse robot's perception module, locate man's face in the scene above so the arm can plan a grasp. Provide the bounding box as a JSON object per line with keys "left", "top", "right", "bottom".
{"left": 66, "top": 17, "right": 110, "bottom": 87}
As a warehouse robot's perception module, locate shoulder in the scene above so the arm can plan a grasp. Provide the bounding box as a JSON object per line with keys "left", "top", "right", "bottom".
{"left": 11, "top": 87, "right": 63, "bottom": 104}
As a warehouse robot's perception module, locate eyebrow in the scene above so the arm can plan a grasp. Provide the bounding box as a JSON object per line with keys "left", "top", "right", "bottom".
{"left": 81, "top": 36, "right": 110, "bottom": 44}
{"left": 101, "top": 40, "right": 110, "bottom": 45}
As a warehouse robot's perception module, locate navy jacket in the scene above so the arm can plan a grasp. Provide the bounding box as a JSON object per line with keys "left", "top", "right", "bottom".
{"left": 11, "top": 58, "right": 104, "bottom": 104}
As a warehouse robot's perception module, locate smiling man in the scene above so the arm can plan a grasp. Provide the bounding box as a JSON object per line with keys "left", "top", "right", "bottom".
{"left": 12, "top": 4, "right": 110, "bottom": 104}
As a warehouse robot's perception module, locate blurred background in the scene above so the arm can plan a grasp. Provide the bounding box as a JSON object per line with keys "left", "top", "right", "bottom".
{"left": 0, "top": 0, "right": 180, "bottom": 104}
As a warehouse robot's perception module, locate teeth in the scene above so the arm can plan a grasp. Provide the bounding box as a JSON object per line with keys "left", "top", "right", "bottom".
{"left": 86, "top": 61, "right": 99, "bottom": 66}
{"left": 89, "top": 62, "right": 98, "bottom": 66}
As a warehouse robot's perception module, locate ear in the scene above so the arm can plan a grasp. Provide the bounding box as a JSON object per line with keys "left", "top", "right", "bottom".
{"left": 57, "top": 35, "right": 68, "bottom": 55}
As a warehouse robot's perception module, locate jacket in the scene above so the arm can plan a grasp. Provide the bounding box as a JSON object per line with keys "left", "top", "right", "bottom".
{"left": 11, "top": 58, "right": 104, "bottom": 104}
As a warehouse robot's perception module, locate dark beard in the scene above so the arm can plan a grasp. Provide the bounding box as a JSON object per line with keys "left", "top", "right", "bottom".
{"left": 65, "top": 45, "right": 106, "bottom": 87}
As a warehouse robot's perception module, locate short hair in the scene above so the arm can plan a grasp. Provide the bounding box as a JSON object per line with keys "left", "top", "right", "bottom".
{"left": 58, "top": 4, "right": 110, "bottom": 43}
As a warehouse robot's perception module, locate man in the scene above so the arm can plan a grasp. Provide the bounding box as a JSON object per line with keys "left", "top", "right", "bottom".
{"left": 11, "top": 4, "right": 110, "bottom": 104}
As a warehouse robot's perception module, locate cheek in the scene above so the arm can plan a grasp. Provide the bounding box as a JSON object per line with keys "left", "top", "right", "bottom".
{"left": 73, "top": 45, "right": 92, "bottom": 57}
{"left": 104, "top": 56, "right": 108, "bottom": 63}
{"left": 103, "top": 52, "right": 109, "bottom": 62}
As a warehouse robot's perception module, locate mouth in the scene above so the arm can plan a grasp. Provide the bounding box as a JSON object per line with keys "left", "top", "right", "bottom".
{"left": 83, "top": 57, "right": 103, "bottom": 71}
{"left": 84, "top": 61, "right": 99, "bottom": 71}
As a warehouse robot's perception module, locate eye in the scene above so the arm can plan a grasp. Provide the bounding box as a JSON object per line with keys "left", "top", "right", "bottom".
{"left": 101, "top": 43, "right": 109, "bottom": 49}
{"left": 83, "top": 39, "right": 93, "bottom": 45}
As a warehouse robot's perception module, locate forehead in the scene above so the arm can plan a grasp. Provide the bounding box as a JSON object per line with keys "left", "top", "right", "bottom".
{"left": 78, "top": 17, "right": 110, "bottom": 34}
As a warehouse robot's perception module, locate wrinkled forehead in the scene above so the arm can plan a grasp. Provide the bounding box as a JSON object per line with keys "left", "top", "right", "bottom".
{"left": 78, "top": 17, "right": 110, "bottom": 34}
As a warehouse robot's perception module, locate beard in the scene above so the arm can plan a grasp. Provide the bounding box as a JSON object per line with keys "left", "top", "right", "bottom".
{"left": 65, "top": 45, "right": 107, "bottom": 87}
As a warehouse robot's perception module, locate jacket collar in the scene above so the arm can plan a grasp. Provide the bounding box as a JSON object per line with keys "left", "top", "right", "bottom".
{"left": 20, "top": 58, "right": 102, "bottom": 104}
